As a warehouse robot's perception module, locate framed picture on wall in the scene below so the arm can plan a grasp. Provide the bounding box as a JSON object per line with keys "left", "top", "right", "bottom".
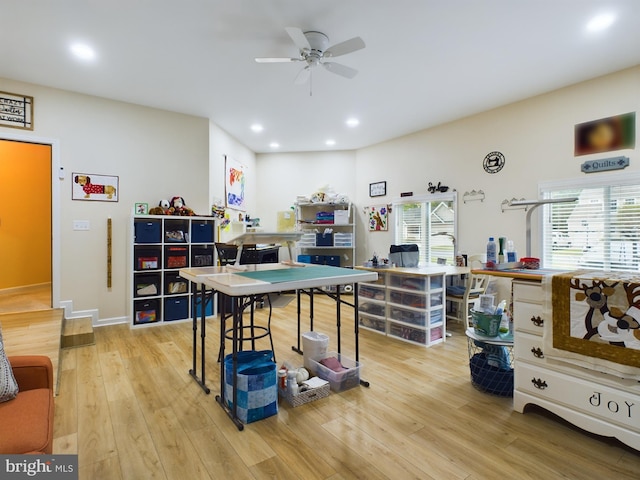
{"left": 225, "top": 155, "right": 246, "bottom": 211}
{"left": 72, "top": 173, "right": 119, "bottom": 202}
{"left": 369, "top": 181, "right": 386, "bottom": 197}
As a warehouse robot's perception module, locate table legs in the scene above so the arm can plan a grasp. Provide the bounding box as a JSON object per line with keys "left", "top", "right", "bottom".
{"left": 189, "top": 283, "right": 212, "bottom": 394}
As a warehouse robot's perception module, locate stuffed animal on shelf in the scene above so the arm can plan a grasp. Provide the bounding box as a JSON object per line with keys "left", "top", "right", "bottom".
{"left": 148, "top": 199, "right": 171, "bottom": 215}
{"left": 169, "top": 196, "right": 195, "bottom": 216}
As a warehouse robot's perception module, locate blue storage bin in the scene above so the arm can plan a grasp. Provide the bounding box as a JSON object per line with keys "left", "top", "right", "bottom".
{"left": 325, "top": 255, "right": 340, "bottom": 266}
{"left": 297, "top": 255, "right": 312, "bottom": 264}
{"left": 311, "top": 255, "right": 325, "bottom": 265}
{"left": 134, "top": 220, "right": 161, "bottom": 243}
{"left": 316, "top": 232, "right": 333, "bottom": 246}
{"left": 191, "top": 222, "right": 214, "bottom": 243}
{"left": 192, "top": 294, "right": 213, "bottom": 317}
{"left": 164, "top": 296, "right": 189, "bottom": 321}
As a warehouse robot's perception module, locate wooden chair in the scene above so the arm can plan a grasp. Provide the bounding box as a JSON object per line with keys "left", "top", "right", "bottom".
{"left": 446, "top": 272, "right": 489, "bottom": 329}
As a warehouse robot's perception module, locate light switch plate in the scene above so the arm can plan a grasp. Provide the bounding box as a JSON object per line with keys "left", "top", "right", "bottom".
{"left": 73, "top": 220, "right": 90, "bottom": 231}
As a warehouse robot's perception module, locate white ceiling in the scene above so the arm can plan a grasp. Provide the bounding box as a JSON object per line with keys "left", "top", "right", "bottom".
{"left": 1, "top": 1, "right": 639, "bottom": 153}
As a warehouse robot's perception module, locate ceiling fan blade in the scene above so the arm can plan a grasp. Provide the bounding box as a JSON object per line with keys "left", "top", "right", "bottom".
{"left": 285, "top": 27, "right": 311, "bottom": 51}
{"left": 324, "top": 37, "right": 365, "bottom": 58}
{"left": 255, "top": 57, "right": 300, "bottom": 63}
{"left": 294, "top": 66, "right": 311, "bottom": 85}
{"left": 322, "top": 62, "right": 358, "bottom": 79}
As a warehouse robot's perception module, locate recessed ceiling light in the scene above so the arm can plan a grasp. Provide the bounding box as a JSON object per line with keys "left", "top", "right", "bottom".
{"left": 250, "top": 124, "right": 264, "bottom": 133}
{"left": 70, "top": 43, "right": 96, "bottom": 61}
{"left": 586, "top": 13, "right": 616, "bottom": 32}
{"left": 346, "top": 118, "right": 360, "bottom": 127}
{"left": 325, "top": 139, "right": 336, "bottom": 146}
{"left": 269, "top": 142, "right": 280, "bottom": 148}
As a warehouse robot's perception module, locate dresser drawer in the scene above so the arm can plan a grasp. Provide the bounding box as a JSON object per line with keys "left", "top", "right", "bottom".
{"left": 512, "top": 281, "right": 543, "bottom": 303}
{"left": 516, "top": 363, "right": 640, "bottom": 433}
{"left": 513, "top": 301, "right": 545, "bottom": 336}
{"left": 514, "top": 332, "right": 546, "bottom": 365}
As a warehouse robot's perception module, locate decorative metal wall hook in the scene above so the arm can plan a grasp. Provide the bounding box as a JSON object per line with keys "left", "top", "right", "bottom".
{"left": 462, "top": 190, "right": 485, "bottom": 203}
{"left": 501, "top": 198, "right": 528, "bottom": 213}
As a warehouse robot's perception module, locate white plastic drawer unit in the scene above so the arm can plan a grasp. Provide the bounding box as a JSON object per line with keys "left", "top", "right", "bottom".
{"left": 358, "top": 284, "right": 386, "bottom": 301}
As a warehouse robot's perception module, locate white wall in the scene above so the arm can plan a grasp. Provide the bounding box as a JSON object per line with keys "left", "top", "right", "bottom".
{"left": 209, "top": 122, "right": 257, "bottom": 217}
{"left": 254, "top": 150, "right": 357, "bottom": 230}
{"left": 256, "top": 65, "right": 640, "bottom": 265}
{"left": 356, "top": 65, "right": 640, "bottom": 263}
{"left": 0, "top": 77, "right": 210, "bottom": 323}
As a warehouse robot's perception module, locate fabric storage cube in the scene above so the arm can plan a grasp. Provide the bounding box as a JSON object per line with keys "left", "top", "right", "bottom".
{"left": 191, "top": 221, "right": 214, "bottom": 243}
{"left": 164, "top": 219, "right": 189, "bottom": 243}
{"left": 224, "top": 350, "right": 278, "bottom": 424}
{"left": 315, "top": 232, "right": 333, "bottom": 246}
{"left": 297, "top": 255, "right": 312, "bottom": 264}
{"left": 191, "top": 246, "right": 214, "bottom": 267}
{"left": 134, "top": 220, "right": 161, "bottom": 243}
{"left": 165, "top": 246, "right": 188, "bottom": 269}
{"left": 134, "top": 273, "right": 160, "bottom": 297}
{"left": 309, "top": 352, "right": 361, "bottom": 392}
{"left": 135, "top": 247, "right": 161, "bottom": 271}
{"left": 311, "top": 255, "right": 325, "bottom": 265}
{"left": 134, "top": 299, "right": 159, "bottom": 324}
{"left": 164, "top": 271, "right": 188, "bottom": 295}
{"left": 333, "top": 210, "right": 349, "bottom": 225}
{"left": 164, "top": 296, "right": 189, "bottom": 321}
{"left": 325, "top": 255, "right": 340, "bottom": 266}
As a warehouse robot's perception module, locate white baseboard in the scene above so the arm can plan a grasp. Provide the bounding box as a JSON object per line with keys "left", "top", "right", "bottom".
{"left": 58, "top": 300, "right": 127, "bottom": 327}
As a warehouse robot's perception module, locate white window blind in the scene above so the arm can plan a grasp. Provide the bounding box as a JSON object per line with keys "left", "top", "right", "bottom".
{"left": 541, "top": 174, "right": 640, "bottom": 272}
{"left": 394, "top": 193, "right": 456, "bottom": 265}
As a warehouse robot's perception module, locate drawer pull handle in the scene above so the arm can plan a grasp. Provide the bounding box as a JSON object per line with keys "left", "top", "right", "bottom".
{"left": 530, "top": 316, "right": 544, "bottom": 327}
{"left": 531, "top": 347, "right": 544, "bottom": 358}
{"left": 531, "top": 378, "right": 548, "bottom": 390}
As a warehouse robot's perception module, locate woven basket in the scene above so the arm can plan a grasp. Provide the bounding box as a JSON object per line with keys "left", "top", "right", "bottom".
{"left": 283, "top": 383, "right": 330, "bottom": 407}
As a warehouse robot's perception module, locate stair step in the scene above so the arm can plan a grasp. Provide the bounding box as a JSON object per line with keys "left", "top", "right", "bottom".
{"left": 61, "top": 317, "right": 95, "bottom": 348}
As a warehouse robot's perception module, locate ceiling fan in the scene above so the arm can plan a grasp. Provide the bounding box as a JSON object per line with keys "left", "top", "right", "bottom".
{"left": 255, "top": 27, "right": 365, "bottom": 84}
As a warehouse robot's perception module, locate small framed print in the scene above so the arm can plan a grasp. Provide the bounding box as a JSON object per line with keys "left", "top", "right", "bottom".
{"left": 369, "top": 181, "right": 386, "bottom": 197}
{"left": 135, "top": 203, "right": 149, "bottom": 215}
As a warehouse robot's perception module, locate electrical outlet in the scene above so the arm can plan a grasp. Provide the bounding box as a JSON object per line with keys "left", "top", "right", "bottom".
{"left": 73, "top": 220, "right": 90, "bottom": 231}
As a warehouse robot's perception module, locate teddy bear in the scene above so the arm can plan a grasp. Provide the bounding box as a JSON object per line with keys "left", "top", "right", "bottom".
{"left": 148, "top": 199, "right": 171, "bottom": 215}
{"left": 169, "top": 196, "right": 195, "bottom": 216}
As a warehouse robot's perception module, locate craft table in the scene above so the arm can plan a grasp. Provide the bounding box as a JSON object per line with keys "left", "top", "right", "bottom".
{"left": 180, "top": 263, "right": 378, "bottom": 430}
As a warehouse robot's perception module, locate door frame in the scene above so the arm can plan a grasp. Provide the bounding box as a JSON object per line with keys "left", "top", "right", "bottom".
{"left": 0, "top": 131, "right": 60, "bottom": 308}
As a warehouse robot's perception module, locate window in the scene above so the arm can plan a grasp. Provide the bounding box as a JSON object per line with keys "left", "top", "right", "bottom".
{"left": 394, "top": 193, "right": 457, "bottom": 265}
{"left": 540, "top": 173, "right": 640, "bottom": 271}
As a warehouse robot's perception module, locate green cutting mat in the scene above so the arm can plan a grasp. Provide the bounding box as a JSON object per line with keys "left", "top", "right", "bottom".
{"left": 236, "top": 265, "right": 364, "bottom": 284}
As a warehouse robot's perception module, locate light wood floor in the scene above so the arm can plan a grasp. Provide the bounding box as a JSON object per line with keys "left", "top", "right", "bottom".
{"left": 1, "top": 308, "right": 63, "bottom": 389}
{"left": 0, "top": 283, "right": 51, "bottom": 314}
{"left": 49, "top": 295, "right": 639, "bottom": 480}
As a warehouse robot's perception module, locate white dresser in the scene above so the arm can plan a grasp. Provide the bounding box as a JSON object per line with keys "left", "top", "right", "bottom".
{"left": 512, "top": 279, "right": 640, "bottom": 451}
